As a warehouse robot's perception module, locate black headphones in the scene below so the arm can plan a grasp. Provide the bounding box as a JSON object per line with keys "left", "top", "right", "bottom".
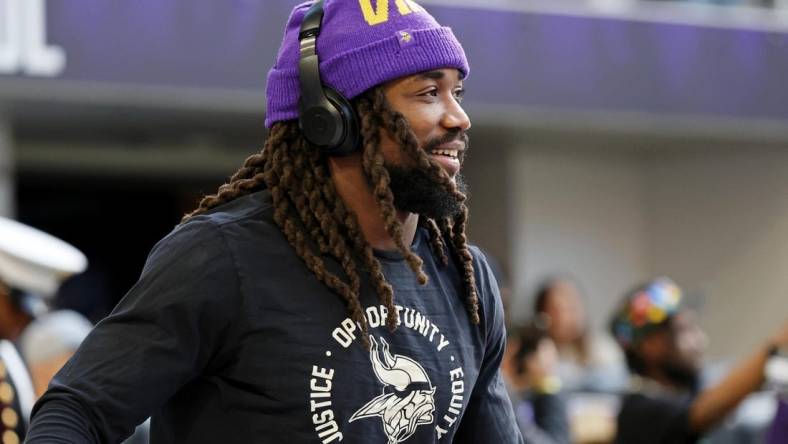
{"left": 298, "top": 0, "right": 360, "bottom": 156}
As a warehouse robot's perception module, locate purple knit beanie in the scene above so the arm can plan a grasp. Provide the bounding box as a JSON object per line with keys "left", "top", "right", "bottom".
{"left": 265, "top": 0, "right": 469, "bottom": 128}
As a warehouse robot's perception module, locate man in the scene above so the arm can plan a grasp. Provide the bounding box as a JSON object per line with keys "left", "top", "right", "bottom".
{"left": 0, "top": 216, "right": 88, "bottom": 442}
{"left": 26, "top": 1, "right": 522, "bottom": 443}
{"left": 610, "top": 277, "right": 788, "bottom": 444}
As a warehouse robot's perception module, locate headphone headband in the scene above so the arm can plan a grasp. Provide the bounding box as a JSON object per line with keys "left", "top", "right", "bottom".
{"left": 299, "top": 0, "right": 324, "bottom": 39}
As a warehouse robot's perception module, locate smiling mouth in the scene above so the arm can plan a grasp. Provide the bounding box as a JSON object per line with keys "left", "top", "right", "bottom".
{"left": 430, "top": 149, "right": 459, "bottom": 159}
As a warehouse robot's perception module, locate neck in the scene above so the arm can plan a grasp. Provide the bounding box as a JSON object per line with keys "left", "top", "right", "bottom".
{"left": 642, "top": 367, "right": 695, "bottom": 394}
{"left": 328, "top": 154, "right": 418, "bottom": 251}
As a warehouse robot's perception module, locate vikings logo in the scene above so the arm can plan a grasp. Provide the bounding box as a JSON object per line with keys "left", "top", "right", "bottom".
{"left": 350, "top": 336, "right": 436, "bottom": 443}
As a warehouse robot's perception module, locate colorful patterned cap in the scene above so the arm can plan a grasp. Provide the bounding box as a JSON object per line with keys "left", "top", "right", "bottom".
{"left": 265, "top": 0, "right": 469, "bottom": 128}
{"left": 610, "top": 277, "right": 683, "bottom": 348}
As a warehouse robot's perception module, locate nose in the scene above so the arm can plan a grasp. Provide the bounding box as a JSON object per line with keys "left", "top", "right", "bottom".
{"left": 441, "top": 97, "right": 471, "bottom": 132}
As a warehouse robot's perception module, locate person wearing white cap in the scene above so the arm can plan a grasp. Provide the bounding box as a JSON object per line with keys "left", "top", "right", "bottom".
{"left": 0, "top": 216, "right": 87, "bottom": 443}
{"left": 0, "top": 216, "right": 88, "bottom": 341}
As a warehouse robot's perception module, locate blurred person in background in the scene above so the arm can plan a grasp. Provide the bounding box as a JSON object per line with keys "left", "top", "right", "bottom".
{"left": 534, "top": 275, "right": 628, "bottom": 393}
{"left": 502, "top": 321, "right": 571, "bottom": 444}
{"left": 25, "top": 1, "right": 522, "bottom": 443}
{"left": 610, "top": 277, "right": 788, "bottom": 444}
{"left": 0, "top": 216, "right": 87, "bottom": 442}
{"left": 0, "top": 218, "right": 87, "bottom": 344}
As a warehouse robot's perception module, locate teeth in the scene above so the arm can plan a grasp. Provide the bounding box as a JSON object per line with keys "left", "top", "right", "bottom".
{"left": 432, "top": 149, "right": 458, "bottom": 158}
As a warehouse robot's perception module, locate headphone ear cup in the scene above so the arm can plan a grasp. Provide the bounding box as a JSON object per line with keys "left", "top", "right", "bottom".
{"left": 299, "top": 99, "right": 344, "bottom": 148}
{"left": 321, "top": 87, "right": 359, "bottom": 156}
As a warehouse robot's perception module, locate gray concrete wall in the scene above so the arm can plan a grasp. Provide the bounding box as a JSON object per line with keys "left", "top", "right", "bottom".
{"left": 506, "top": 146, "right": 651, "bottom": 332}
{"left": 494, "top": 140, "right": 788, "bottom": 359}
{"left": 647, "top": 147, "right": 788, "bottom": 359}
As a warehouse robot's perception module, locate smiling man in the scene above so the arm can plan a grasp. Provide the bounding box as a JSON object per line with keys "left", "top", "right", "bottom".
{"left": 25, "top": 1, "right": 522, "bottom": 443}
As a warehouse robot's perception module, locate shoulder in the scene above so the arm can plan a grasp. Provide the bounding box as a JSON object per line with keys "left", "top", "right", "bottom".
{"left": 466, "top": 244, "right": 487, "bottom": 264}
{"left": 173, "top": 190, "right": 276, "bottom": 249}
{"left": 145, "top": 190, "right": 276, "bottom": 275}
{"left": 466, "top": 245, "right": 500, "bottom": 305}
{"left": 466, "top": 245, "right": 494, "bottom": 285}
{"left": 186, "top": 189, "right": 275, "bottom": 231}
{"left": 463, "top": 245, "right": 507, "bottom": 337}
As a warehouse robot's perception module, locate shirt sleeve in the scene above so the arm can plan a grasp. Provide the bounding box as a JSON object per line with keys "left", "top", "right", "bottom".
{"left": 26, "top": 218, "right": 242, "bottom": 443}
{"left": 453, "top": 248, "right": 524, "bottom": 444}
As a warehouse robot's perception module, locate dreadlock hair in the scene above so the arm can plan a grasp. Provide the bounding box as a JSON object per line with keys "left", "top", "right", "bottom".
{"left": 183, "top": 87, "right": 479, "bottom": 349}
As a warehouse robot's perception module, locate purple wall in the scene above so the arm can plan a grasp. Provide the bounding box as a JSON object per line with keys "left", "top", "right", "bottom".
{"left": 2, "top": 0, "right": 786, "bottom": 120}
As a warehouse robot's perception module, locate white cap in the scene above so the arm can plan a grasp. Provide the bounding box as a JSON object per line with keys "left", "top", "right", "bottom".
{"left": 0, "top": 217, "right": 88, "bottom": 298}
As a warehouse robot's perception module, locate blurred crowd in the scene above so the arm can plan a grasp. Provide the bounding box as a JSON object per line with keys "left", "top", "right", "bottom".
{"left": 497, "top": 269, "right": 788, "bottom": 444}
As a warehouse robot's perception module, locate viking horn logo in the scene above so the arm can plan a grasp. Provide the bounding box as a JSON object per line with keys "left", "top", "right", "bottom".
{"left": 350, "top": 336, "right": 436, "bottom": 443}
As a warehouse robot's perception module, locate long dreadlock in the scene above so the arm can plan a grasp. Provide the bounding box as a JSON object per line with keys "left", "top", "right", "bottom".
{"left": 184, "top": 87, "right": 479, "bottom": 348}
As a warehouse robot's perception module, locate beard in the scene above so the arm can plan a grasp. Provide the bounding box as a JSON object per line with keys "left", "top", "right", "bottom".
{"left": 386, "top": 165, "right": 467, "bottom": 220}
{"left": 381, "top": 128, "right": 469, "bottom": 220}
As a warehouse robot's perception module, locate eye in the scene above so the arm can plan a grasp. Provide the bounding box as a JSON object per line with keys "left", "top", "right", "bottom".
{"left": 453, "top": 87, "right": 465, "bottom": 103}
{"left": 418, "top": 87, "right": 439, "bottom": 98}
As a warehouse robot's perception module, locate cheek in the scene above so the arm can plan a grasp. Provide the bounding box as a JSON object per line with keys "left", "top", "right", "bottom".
{"left": 400, "top": 110, "right": 439, "bottom": 147}
{"left": 410, "top": 125, "right": 432, "bottom": 148}
{"left": 379, "top": 131, "right": 406, "bottom": 164}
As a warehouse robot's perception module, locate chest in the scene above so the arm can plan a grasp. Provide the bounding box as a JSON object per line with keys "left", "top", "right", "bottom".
{"left": 211, "top": 248, "right": 486, "bottom": 443}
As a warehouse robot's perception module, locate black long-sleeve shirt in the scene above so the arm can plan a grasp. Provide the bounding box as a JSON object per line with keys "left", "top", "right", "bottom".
{"left": 616, "top": 392, "right": 700, "bottom": 444}
{"left": 26, "top": 190, "right": 523, "bottom": 444}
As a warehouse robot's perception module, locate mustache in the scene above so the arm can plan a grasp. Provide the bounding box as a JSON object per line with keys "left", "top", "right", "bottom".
{"left": 422, "top": 129, "right": 469, "bottom": 154}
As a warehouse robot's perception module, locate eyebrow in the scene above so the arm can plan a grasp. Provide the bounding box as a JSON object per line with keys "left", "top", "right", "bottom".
{"left": 418, "top": 70, "right": 445, "bottom": 80}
